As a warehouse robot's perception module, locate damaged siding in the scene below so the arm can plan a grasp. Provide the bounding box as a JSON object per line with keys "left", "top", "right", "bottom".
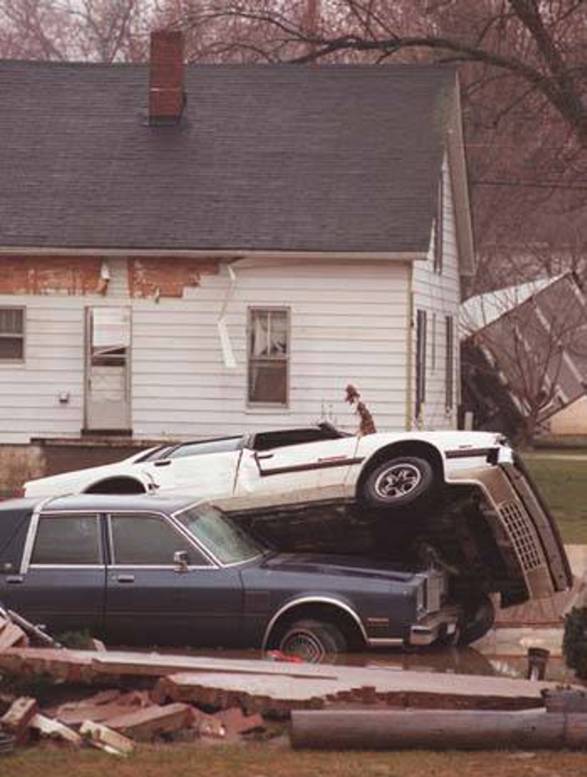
{"left": 132, "top": 260, "right": 411, "bottom": 438}
{"left": 411, "top": 154, "right": 461, "bottom": 430}
{"left": 0, "top": 258, "right": 410, "bottom": 443}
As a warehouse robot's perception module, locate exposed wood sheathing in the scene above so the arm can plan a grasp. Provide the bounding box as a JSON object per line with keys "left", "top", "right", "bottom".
{"left": 0, "top": 256, "right": 102, "bottom": 295}
{"left": 127, "top": 257, "right": 220, "bottom": 298}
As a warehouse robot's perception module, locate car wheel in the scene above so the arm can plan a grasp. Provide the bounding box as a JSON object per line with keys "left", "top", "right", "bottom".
{"left": 361, "top": 456, "right": 435, "bottom": 510}
{"left": 278, "top": 619, "right": 347, "bottom": 663}
{"left": 458, "top": 594, "right": 495, "bottom": 646}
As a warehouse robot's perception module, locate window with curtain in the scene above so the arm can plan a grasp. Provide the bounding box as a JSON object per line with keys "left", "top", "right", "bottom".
{"left": 248, "top": 308, "right": 289, "bottom": 405}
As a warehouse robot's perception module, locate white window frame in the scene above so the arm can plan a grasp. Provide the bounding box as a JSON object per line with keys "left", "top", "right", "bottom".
{"left": 247, "top": 306, "right": 290, "bottom": 408}
{"left": 0, "top": 306, "right": 25, "bottom": 363}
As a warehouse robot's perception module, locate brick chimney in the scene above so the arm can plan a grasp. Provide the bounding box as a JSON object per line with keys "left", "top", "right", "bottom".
{"left": 149, "top": 30, "right": 185, "bottom": 126}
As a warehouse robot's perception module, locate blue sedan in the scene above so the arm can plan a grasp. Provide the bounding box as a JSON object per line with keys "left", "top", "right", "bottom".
{"left": 0, "top": 494, "right": 456, "bottom": 661}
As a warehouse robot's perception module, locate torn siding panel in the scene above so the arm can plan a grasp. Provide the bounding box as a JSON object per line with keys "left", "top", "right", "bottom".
{"left": 0, "top": 256, "right": 102, "bottom": 295}
{"left": 128, "top": 258, "right": 220, "bottom": 299}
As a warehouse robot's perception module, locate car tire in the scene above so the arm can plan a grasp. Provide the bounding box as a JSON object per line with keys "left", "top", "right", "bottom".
{"left": 278, "top": 619, "right": 347, "bottom": 663}
{"left": 361, "top": 456, "right": 435, "bottom": 510}
{"left": 458, "top": 594, "right": 495, "bottom": 646}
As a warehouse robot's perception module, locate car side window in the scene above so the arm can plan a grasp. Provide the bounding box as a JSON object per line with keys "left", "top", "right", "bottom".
{"left": 31, "top": 515, "right": 101, "bottom": 565}
{"left": 166, "top": 438, "right": 242, "bottom": 460}
{"left": 109, "top": 514, "right": 210, "bottom": 566}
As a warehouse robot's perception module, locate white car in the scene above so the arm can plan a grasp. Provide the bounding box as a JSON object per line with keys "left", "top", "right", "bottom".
{"left": 24, "top": 424, "right": 514, "bottom": 512}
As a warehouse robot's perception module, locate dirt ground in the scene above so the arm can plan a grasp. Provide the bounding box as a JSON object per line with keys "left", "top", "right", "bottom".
{"left": 4, "top": 742, "right": 587, "bottom": 777}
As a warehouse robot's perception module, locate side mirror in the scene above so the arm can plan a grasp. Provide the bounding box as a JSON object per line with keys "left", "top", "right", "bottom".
{"left": 173, "top": 550, "right": 190, "bottom": 572}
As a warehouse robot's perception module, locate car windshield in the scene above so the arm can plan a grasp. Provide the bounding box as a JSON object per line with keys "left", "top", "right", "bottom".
{"left": 175, "top": 503, "right": 263, "bottom": 565}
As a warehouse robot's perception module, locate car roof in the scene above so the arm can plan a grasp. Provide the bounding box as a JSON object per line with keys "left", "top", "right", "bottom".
{"left": 26, "top": 493, "right": 201, "bottom": 515}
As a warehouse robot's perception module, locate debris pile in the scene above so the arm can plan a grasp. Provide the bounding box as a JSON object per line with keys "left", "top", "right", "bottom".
{"left": 1, "top": 609, "right": 586, "bottom": 755}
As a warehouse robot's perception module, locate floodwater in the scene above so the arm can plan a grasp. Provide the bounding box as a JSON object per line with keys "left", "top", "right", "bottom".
{"left": 149, "top": 627, "right": 576, "bottom": 684}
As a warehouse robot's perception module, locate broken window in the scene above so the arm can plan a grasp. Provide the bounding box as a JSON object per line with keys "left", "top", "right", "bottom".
{"left": 248, "top": 308, "right": 289, "bottom": 406}
{"left": 89, "top": 307, "right": 130, "bottom": 368}
{"left": 31, "top": 515, "right": 101, "bottom": 565}
{"left": 415, "top": 309, "right": 427, "bottom": 419}
{"left": 0, "top": 307, "right": 25, "bottom": 361}
{"left": 109, "top": 514, "right": 209, "bottom": 566}
{"left": 446, "top": 315, "right": 454, "bottom": 411}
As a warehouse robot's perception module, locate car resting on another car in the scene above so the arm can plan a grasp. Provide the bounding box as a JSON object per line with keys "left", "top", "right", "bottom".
{"left": 0, "top": 494, "right": 463, "bottom": 661}
{"left": 23, "top": 425, "right": 522, "bottom": 516}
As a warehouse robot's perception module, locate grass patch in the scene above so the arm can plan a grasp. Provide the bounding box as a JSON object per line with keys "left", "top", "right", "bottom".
{"left": 5, "top": 744, "right": 587, "bottom": 777}
{"left": 524, "top": 455, "right": 587, "bottom": 544}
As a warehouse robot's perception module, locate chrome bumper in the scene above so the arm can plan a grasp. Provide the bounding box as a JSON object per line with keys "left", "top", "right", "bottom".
{"left": 409, "top": 607, "right": 460, "bottom": 646}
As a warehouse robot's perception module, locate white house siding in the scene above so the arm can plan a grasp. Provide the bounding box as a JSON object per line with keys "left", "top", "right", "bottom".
{"left": 411, "top": 155, "right": 462, "bottom": 430}
{"left": 0, "top": 259, "right": 411, "bottom": 443}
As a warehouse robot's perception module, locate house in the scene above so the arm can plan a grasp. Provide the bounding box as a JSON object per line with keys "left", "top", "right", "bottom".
{"left": 0, "top": 31, "right": 475, "bottom": 486}
{"left": 461, "top": 273, "right": 587, "bottom": 438}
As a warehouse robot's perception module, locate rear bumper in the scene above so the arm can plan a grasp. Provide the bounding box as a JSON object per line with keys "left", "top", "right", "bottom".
{"left": 409, "top": 606, "right": 460, "bottom": 646}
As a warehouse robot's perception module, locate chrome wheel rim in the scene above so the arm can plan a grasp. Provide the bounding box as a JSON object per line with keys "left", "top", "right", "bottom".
{"left": 374, "top": 463, "right": 422, "bottom": 500}
{"left": 280, "top": 630, "right": 326, "bottom": 663}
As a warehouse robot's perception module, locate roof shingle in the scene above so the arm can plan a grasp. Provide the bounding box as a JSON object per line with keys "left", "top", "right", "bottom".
{"left": 0, "top": 62, "right": 455, "bottom": 253}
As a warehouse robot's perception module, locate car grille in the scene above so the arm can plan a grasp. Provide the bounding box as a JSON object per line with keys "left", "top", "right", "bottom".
{"left": 499, "top": 500, "right": 544, "bottom": 572}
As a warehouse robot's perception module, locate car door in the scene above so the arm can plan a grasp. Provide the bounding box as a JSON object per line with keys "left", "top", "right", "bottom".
{"left": 2, "top": 510, "right": 106, "bottom": 637}
{"left": 234, "top": 436, "right": 362, "bottom": 506}
{"left": 139, "top": 438, "right": 243, "bottom": 499}
{"left": 104, "top": 511, "right": 244, "bottom": 647}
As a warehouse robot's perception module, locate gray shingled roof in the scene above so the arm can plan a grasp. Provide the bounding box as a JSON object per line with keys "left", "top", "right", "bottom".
{"left": 0, "top": 62, "right": 455, "bottom": 253}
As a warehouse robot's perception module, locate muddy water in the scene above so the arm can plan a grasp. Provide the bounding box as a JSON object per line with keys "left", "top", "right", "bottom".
{"left": 150, "top": 635, "right": 576, "bottom": 684}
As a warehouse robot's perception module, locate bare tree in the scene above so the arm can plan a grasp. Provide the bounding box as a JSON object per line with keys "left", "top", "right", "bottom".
{"left": 170, "top": 1, "right": 587, "bottom": 148}
{"left": 152, "top": 1, "right": 586, "bottom": 299}
{"left": 0, "top": 0, "right": 156, "bottom": 62}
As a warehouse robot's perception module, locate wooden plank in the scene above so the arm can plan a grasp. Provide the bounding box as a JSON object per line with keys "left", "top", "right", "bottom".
{"left": 0, "top": 622, "right": 28, "bottom": 651}
{"left": 79, "top": 720, "right": 134, "bottom": 756}
{"left": 30, "top": 713, "right": 82, "bottom": 746}
{"left": 0, "top": 697, "right": 38, "bottom": 744}
{"left": 105, "top": 703, "right": 193, "bottom": 742}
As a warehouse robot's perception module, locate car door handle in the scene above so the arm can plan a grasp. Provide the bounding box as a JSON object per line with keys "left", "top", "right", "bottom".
{"left": 6, "top": 575, "right": 24, "bottom": 584}
{"left": 115, "top": 575, "right": 135, "bottom": 583}
{"left": 153, "top": 460, "right": 171, "bottom": 467}
{"left": 256, "top": 453, "right": 274, "bottom": 460}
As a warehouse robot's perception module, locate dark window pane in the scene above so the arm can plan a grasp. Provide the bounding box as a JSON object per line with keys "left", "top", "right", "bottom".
{"left": 249, "top": 360, "right": 287, "bottom": 404}
{"left": 111, "top": 514, "right": 207, "bottom": 566}
{"left": 32, "top": 516, "right": 101, "bottom": 565}
{"left": 0, "top": 308, "right": 23, "bottom": 335}
{"left": 415, "top": 309, "right": 427, "bottom": 418}
{"left": 168, "top": 437, "right": 241, "bottom": 459}
{"left": 0, "top": 338, "right": 23, "bottom": 360}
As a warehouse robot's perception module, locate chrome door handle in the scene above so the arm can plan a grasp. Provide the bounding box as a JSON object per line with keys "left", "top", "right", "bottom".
{"left": 6, "top": 576, "right": 24, "bottom": 584}
{"left": 116, "top": 575, "right": 135, "bottom": 583}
